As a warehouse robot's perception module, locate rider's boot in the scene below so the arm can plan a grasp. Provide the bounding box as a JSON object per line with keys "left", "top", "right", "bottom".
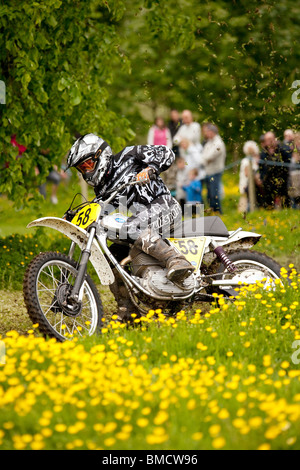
{"left": 109, "top": 268, "right": 138, "bottom": 323}
{"left": 134, "top": 229, "right": 195, "bottom": 284}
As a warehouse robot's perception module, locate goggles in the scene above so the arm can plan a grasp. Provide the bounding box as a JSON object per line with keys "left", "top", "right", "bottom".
{"left": 76, "top": 157, "right": 97, "bottom": 174}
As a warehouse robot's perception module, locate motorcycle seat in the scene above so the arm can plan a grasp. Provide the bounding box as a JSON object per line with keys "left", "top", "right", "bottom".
{"left": 171, "top": 216, "right": 229, "bottom": 238}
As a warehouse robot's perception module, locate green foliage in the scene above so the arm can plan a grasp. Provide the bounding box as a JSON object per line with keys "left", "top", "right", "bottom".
{"left": 0, "top": 0, "right": 134, "bottom": 205}
{"left": 0, "top": 230, "right": 70, "bottom": 289}
{"left": 1, "top": 0, "right": 300, "bottom": 206}
{"left": 108, "top": 0, "right": 300, "bottom": 147}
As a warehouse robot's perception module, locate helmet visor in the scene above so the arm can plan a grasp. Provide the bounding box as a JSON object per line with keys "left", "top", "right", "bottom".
{"left": 76, "top": 157, "right": 97, "bottom": 174}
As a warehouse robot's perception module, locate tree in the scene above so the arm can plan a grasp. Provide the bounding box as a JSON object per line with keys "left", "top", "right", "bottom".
{"left": 1, "top": 0, "right": 300, "bottom": 208}
{"left": 0, "top": 0, "right": 134, "bottom": 205}
{"left": 107, "top": 0, "right": 300, "bottom": 150}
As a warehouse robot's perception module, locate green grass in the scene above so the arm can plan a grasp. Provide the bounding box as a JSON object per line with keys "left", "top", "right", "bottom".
{"left": 0, "top": 178, "right": 94, "bottom": 237}
{"left": 221, "top": 172, "right": 300, "bottom": 269}
{"left": 0, "top": 170, "right": 299, "bottom": 450}
{"left": 0, "top": 276, "right": 300, "bottom": 450}
{"left": 0, "top": 170, "right": 299, "bottom": 330}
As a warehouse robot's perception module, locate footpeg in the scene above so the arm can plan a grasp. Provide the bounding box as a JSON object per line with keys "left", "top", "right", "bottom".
{"left": 167, "top": 266, "right": 195, "bottom": 283}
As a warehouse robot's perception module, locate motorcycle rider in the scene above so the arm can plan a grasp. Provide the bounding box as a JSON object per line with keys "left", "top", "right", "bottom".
{"left": 66, "top": 133, "right": 194, "bottom": 321}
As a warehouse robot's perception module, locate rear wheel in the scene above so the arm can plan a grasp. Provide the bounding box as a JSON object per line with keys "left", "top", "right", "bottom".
{"left": 216, "top": 250, "right": 283, "bottom": 294}
{"left": 23, "top": 252, "right": 104, "bottom": 342}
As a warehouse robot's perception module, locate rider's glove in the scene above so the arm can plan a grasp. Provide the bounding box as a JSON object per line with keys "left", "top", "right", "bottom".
{"left": 136, "top": 167, "right": 157, "bottom": 184}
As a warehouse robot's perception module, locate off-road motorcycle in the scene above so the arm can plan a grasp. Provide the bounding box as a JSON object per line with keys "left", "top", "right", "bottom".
{"left": 24, "top": 178, "right": 283, "bottom": 341}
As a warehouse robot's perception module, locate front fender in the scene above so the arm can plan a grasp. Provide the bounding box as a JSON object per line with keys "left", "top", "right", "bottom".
{"left": 27, "top": 217, "right": 115, "bottom": 286}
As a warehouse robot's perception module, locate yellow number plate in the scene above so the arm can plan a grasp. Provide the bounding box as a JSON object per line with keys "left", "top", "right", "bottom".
{"left": 167, "top": 237, "right": 206, "bottom": 271}
{"left": 71, "top": 203, "right": 101, "bottom": 230}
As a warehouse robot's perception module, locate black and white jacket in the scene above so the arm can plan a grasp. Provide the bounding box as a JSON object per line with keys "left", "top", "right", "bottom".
{"left": 94, "top": 145, "right": 175, "bottom": 209}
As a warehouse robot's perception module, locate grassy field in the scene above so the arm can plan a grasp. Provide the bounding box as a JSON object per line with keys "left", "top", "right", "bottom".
{"left": 0, "top": 276, "right": 300, "bottom": 450}
{"left": 0, "top": 174, "right": 300, "bottom": 450}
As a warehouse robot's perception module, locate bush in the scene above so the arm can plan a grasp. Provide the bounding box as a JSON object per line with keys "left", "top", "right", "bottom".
{"left": 0, "top": 230, "right": 70, "bottom": 290}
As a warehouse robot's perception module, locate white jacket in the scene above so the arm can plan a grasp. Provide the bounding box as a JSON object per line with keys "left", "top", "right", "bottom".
{"left": 173, "top": 122, "right": 201, "bottom": 148}
{"left": 181, "top": 143, "right": 206, "bottom": 180}
{"left": 202, "top": 135, "right": 226, "bottom": 176}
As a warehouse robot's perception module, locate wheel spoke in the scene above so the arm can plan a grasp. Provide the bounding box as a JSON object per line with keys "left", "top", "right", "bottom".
{"left": 32, "top": 258, "right": 100, "bottom": 341}
{"left": 37, "top": 281, "right": 56, "bottom": 295}
{"left": 222, "top": 260, "right": 280, "bottom": 290}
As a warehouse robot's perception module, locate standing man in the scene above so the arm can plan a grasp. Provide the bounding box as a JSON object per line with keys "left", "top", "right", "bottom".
{"left": 283, "top": 129, "right": 295, "bottom": 150}
{"left": 259, "top": 131, "right": 292, "bottom": 208}
{"left": 173, "top": 110, "right": 201, "bottom": 156}
{"left": 168, "top": 109, "right": 182, "bottom": 140}
{"left": 201, "top": 124, "right": 226, "bottom": 214}
{"left": 168, "top": 109, "right": 182, "bottom": 158}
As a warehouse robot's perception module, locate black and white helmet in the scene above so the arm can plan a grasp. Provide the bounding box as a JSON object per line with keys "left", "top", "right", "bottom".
{"left": 67, "top": 133, "right": 113, "bottom": 187}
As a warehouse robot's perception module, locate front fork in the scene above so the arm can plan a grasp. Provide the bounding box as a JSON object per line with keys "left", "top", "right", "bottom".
{"left": 68, "top": 226, "right": 96, "bottom": 303}
{"left": 68, "top": 241, "right": 76, "bottom": 260}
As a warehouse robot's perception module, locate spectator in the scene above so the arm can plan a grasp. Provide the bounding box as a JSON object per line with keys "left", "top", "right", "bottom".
{"left": 176, "top": 157, "right": 189, "bottom": 211}
{"left": 289, "top": 132, "right": 300, "bottom": 209}
{"left": 259, "top": 131, "right": 292, "bottom": 208}
{"left": 259, "top": 134, "right": 266, "bottom": 150}
{"left": 168, "top": 109, "right": 182, "bottom": 157}
{"left": 179, "top": 139, "right": 205, "bottom": 179}
{"left": 183, "top": 169, "right": 203, "bottom": 205}
{"left": 161, "top": 160, "right": 177, "bottom": 198}
{"left": 173, "top": 110, "right": 201, "bottom": 155}
{"left": 147, "top": 117, "right": 172, "bottom": 148}
{"left": 201, "top": 124, "right": 226, "bottom": 213}
{"left": 238, "top": 141, "right": 262, "bottom": 212}
{"left": 283, "top": 129, "right": 295, "bottom": 149}
{"left": 38, "top": 148, "right": 68, "bottom": 204}
{"left": 168, "top": 109, "right": 182, "bottom": 139}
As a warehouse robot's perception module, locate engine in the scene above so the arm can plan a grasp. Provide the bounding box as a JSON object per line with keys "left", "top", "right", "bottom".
{"left": 130, "top": 247, "right": 195, "bottom": 297}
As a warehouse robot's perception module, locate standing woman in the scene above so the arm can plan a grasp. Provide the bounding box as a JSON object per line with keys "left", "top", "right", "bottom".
{"left": 147, "top": 117, "right": 173, "bottom": 149}
{"left": 238, "top": 140, "right": 261, "bottom": 212}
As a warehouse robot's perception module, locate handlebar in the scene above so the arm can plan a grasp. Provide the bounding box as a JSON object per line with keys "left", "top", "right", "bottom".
{"left": 64, "top": 178, "right": 146, "bottom": 222}
{"left": 95, "top": 169, "right": 157, "bottom": 208}
{"left": 100, "top": 178, "right": 140, "bottom": 207}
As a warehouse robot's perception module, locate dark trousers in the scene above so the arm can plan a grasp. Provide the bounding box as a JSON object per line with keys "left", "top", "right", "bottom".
{"left": 206, "top": 172, "right": 223, "bottom": 213}
{"left": 262, "top": 176, "right": 290, "bottom": 208}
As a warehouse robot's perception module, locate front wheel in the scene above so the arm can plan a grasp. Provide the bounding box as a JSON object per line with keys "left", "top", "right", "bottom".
{"left": 216, "top": 250, "right": 284, "bottom": 293}
{"left": 23, "top": 252, "right": 104, "bottom": 342}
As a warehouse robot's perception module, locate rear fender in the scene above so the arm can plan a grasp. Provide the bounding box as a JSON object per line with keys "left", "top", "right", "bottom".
{"left": 219, "top": 231, "right": 262, "bottom": 251}
{"left": 27, "top": 217, "right": 115, "bottom": 286}
{"left": 203, "top": 231, "right": 261, "bottom": 265}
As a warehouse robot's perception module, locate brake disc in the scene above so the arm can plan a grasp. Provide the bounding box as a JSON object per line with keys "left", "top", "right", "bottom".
{"left": 55, "top": 283, "right": 82, "bottom": 317}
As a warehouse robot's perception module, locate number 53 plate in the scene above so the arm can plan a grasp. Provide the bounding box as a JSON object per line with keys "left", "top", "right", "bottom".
{"left": 71, "top": 203, "right": 101, "bottom": 230}
{"left": 168, "top": 237, "right": 207, "bottom": 271}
